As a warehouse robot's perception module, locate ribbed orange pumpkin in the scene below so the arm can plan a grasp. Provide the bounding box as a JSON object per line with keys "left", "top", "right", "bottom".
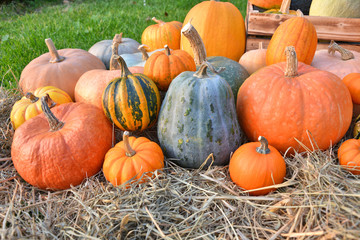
{"left": 103, "top": 131, "right": 164, "bottom": 186}
{"left": 237, "top": 46, "right": 353, "bottom": 154}
{"left": 141, "top": 17, "right": 182, "bottom": 52}
{"left": 338, "top": 139, "right": 360, "bottom": 175}
{"left": 249, "top": 0, "right": 283, "bottom": 9}
{"left": 144, "top": 45, "right": 196, "bottom": 91}
{"left": 266, "top": 11, "right": 317, "bottom": 65}
{"left": 229, "top": 136, "right": 286, "bottom": 196}
{"left": 180, "top": 0, "right": 246, "bottom": 61}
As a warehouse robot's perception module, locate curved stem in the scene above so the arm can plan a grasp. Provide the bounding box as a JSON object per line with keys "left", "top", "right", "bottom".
{"left": 181, "top": 20, "right": 207, "bottom": 66}
{"left": 328, "top": 40, "right": 355, "bottom": 61}
{"left": 152, "top": 17, "right": 165, "bottom": 25}
{"left": 193, "top": 61, "right": 225, "bottom": 78}
{"left": 25, "top": 92, "right": 39, "bottom": 103}
{"left": 110, "top": 33, "right": 123, "bottom": 71}
{"left": 296, "top": 9, "right": 304, "bottom": 17}
{"left": 256, "top": 136, "right": 270, "bottom": 154}
{"left": 280, "top": 0, "right": 291, "bottom": 14}
{"left": 284, "top": 46, "right": 298, "bottom": 77}
{"left": 113, "top": 55, "right": 132, "bottom": 78}
{"left": 41, "top": 94, "right": 64, "bottom": 132}
{"left": 45, "top": 38, "right": 65, "bottom": 63}
{"left": 164, "top": 45, "right": 171, "bottom": 56}
{"left": 123, "top": 131, "right": 136, "bottom": 157}
{"left": 138, "top": 44, "right": 149, "bottom": 61}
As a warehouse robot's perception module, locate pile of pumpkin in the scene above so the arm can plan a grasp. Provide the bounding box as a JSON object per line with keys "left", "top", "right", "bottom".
{"left": 9, "top": 0, "right": 360, "bottom": 195}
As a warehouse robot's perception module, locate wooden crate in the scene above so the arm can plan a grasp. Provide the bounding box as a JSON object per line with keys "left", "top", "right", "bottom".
{"left": 245, "top": 1, "right": 360, "bottom": 52}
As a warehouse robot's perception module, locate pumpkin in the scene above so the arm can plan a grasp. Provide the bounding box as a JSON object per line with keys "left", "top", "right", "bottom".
{"left": 354, "top": 115, "right": 360, "bottom": 139}
{"left": 311, "top": 41, "right": 360, "bottom": 79}
{"left": 102, "top": 131, "right": 164, "bottom": 186}
{"left": 180, "top": 0, "right": 246, "bottom": 61}
{"left": 229, "top": 136, "right": 286, "bottom": 196}
{"left": 144, "top": 45, "right": 196, "bottom": 91}
{"left": 342, "top": 73, "right": 360, "bottom": 117}
{"left": 11, "top": 94, "right": 112, "bottom": 190}
{"left": 239, "top": 42, "right": 267, "bottom": 75}
{"left": 75, "top": 34, "right": 143, "bottom": 109}
{"left": 10, "top": 86, "right": 72, "bottom": 130}
{"left": 102, "top": 55, "right": 161, "bottom": 132}
{"left": 249, "top": 0, "right": 283, "bottom": 9}
{"left": 157, "top": 61, "right": 245, "bottom": 169}
{"left": 19, "top": 38, "right": 106, "bottom": 100}
{"left": 338, "top": 139, "right": 360, "bottom": 175}
{"left": 310, "top": 0, "right": 360, "bottom": 18}
{"left": 181, "top": 22, "right": 249, "bottom": 103}
{"left": 237, "top": 46, "right": 353, "bottom": 154}
{"left": 266, "top": 10, "right": 317, "bottom": 65}
{"left": 141, "top": 17, "right": 182, "bottom": 52}
{"left": 252, "top": 0, "right": 313, "bottom": 15}
{"left": 264, "top": 0, "right": 297, "bottom": 15}
{"left": 88, "top": 32, "right": 141, "bottom": 69}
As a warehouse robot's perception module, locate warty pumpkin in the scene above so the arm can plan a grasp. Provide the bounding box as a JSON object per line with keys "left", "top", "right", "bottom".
{"left": 239, "top": 42, "right": 267, "bottom": 75}
{"left": 237, "top": 46, "right": 353, "bottom": 154}
{"left": 19, "top": 38, "right": 106, "bottom": 100}
{"left": 229, "top": 136, "right": 286, "bottom": 196}
{"left": 144, "top": 45, "right": 196, "bottom": 91}
{"left": 102, "top": 55, "right": 161, "bottom": 132}
{"left": 141, "top": 17, "right": 182, "bottom": 52}
{"left": 11, "top": 94, "right": 113, "bottom": 190}
{"left": 180, "top": 0, "right": 246, "bottom": 61}
{"left": 266, "top": 10, "right": 317, "bottom": 65}
{"left": 10, "top": 86, "right": 72, "bottom": 130}
{"left": 102, "top": 131, "right": 164, "bottom": 187}
{"left": 338, "top": 139, "right": 360, "bottom": 175}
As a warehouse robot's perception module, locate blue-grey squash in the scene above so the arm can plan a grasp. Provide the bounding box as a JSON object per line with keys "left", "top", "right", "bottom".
{"left": 157, "top": 62, "right": 246, "bottom": 169}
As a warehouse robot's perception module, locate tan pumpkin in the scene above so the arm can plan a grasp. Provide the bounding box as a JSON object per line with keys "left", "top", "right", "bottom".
{"left": 239, "top": 42, "right": 267, "bottom": 75}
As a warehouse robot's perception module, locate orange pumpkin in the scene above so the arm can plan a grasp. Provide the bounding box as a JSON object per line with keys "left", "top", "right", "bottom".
{"left": 144, "top": 45, "right": 196, "bottom": 91}
{"left": 264, "top": 0, "right": 297, "bottom": 15}
{"left": 229, "top": 136, "right": 286, "bottom": 196}
{"left": 102, "top": 131, "right": 164, "bottom": 187}
{"left": 11, "top": 94, "right": 112, "bottom": 190}
{"left": 75, "top": 34, "right": 143, "bottom": 109}
{"left": 141, "top": 17, "right": 182, "bottom": 52}
{"left": 342, "top": 73, "right": 360, "bottom": 117}
{"left": 19, "top": 38, "right": 106, "bottom": 100}
{"left": 338, "top": 139, "right": 360, "bottom": 175}
{"left": 180, "top": 0, "right": 246, "bottom": 61}
{"left": 237, "top": 46, "right": 353, "bottom": 154}
{"left": 266, "top": 11, "right": 318, "bottom": 65}
{"left": 249, "top": 0, "right": 283, "bottom": 9}
{"left": 239, "top": 42, "right": 267, "bottom": 75}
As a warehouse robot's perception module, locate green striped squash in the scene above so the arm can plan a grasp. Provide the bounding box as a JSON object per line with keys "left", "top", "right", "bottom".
{"left": 102, "top": 55, "right": 160, "bottom": 131}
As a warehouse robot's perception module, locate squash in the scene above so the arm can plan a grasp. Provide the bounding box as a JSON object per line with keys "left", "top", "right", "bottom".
{"left": 229, "top": 136, "right": 286, "bottom": 196}
{"left": 338, "top": 139, "right": 360, "bottom": 175}
{"left": 102, "top": 55, "right": 161, "bottom": 132}
{"left": 311, "top": 41, "right": 360, "bottom": 79}
{"left": 237, "top": 46, "right": 353, "bottom": 154}
{"left": 264, "top": 0, "right": 297, "bottom": 15}
{"left": 342, "top": 73, "right": 360, "bottom": 117}
{"left": 310, "top": 0, "right": 360, "bottom": 18}
{"left": 11, "top": 94, "right": 113, "bottom": 190}
{"left": 141, "top": 17, "right": 182, "bottom": 52}
{"left": 180, "top": 0, "right": 246, "bottom": 61}
{"left": 181, "top": 22, "right": 249, "bottom": 103}
{"left": 75, "top": 34, "right": 143, "bottom": 109}
{"left": 19, "top": 38, "right": 106, "bottom": 100}
{"left": 239, "top": 42, "right": 267, "bottom": 75}
{"left": 144, "top": 45, "right": 196, "bottom": 91}
{"left": 157, "top": 61, "right": 245, "bottom": 169}
{"left": 102, "top": 131, "right": 164, "bottom": 187}
{"left": 10, "top": 86, "right": 72, "bottom": 130}
{"left": 266, "top": 10, "right": 317, "bottom": 65}
{"left": 249, "top": 0, "right": 283, "bottom": 9}
{"left": 88, "top": 33, "right": 141, "bottom": 69}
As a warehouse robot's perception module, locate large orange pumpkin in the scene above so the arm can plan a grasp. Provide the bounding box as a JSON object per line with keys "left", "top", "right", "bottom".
{"left": 338, "top": 139, "right": 360, "bottom": 175}
{"left": 266, "top": 11, "right": 317, "bottom": 65}
{"left": 237, "top": 46, "right": 353, "bottom": 154}
{"left": 180, "top": 0, "right": 246, "bottom": 61}
{"left": 11, "top": 95, "right": 112, "bottom": 190}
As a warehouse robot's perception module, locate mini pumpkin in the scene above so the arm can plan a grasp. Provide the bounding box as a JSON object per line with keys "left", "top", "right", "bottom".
{"left": 102, "top": 131, "right": 164, "bottom": 186}
{"left": 338, "top": 139, "right": 360, "bottom": 175}
{"left": 342, "top": 73, "right": 360, "bottom": 117}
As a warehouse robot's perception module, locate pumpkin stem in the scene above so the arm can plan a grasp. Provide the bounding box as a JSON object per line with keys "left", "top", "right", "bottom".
{"left": 152, "top": 17, "right": 165, "bottom": 25}
{"left": 328, "top": 40, "right": 355, "bottom": 61}
{"left": 110, "top": 33, "right": 123, "bottom": 71}
{"left": 123, "top": 131, "right": 136, "bottom": 157}
{"left": 181, "top": 20, "right": 207, "bottom": 66}
{"left": 256, "top": 136, "right": 270, "bottom": 154}
{"left": 194, "top": 61, "right": 225, "bottom": 78}
{"left": 138, "top": 45, "right": 149, "bottom": 61}
{"left": 164, "top": 45, "right": 171, "bottom": 56}
{"left": 259, "top": 42, "right": 263, "bottom": 50}
{"left": 45, "top": 38, "right": 65, "bottom": 63}
{"left": 296, "top": 9, "right": 304, "bottom": 17}
{"left": 284, "top": 46, "right": 298, "bottom": 77}
{"left": 280, "top": 0, "right": 290, "bottom": 14}
{"left": 114, "top": 55, "right": 132, "bottom": 78}
{"left": 25, "top": 92, "right": 39, "bottom": 103}
{"left": 41, "top": 94, "right": 64, "bottom": 132}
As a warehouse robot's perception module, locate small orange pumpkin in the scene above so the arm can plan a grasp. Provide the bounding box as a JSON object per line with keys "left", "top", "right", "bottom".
{"left": 249, "top": 0, "right": 283, "bottom": 9}
{"left": 342, "top": 73, "right": 360, "bottom": 117}
{"left": 102, "top": 131, "right": 164, "bottom": 187}
{"left": 338, "top": 139, "right": 360, "bottom": 175}
{"left": 229, "top": 136, "right": 286, "bottom": 196}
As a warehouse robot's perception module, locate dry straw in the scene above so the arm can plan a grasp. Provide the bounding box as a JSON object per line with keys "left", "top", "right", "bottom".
{"left": 1, "top": 89, "right": 359, "bottom": 239}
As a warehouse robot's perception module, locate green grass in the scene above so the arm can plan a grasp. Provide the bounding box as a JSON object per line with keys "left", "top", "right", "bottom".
{"left": 0, "top": 0, "right": 247, "bottom": 89}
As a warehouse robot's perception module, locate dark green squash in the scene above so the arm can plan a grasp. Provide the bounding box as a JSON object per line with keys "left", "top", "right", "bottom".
{"left": 157, "top": 62, "right": 245, "bottom": 169}
{"left": 102, "top": 55, "right": 160, "bottom": 131}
